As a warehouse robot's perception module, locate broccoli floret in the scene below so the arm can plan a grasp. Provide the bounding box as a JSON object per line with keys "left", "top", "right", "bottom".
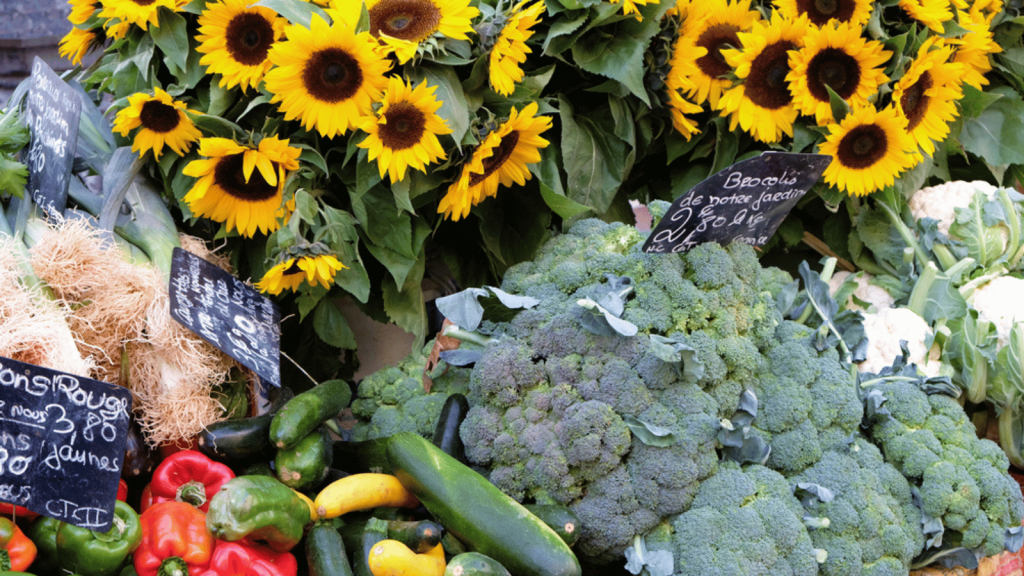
{"left": 863, "top": 379, "right": 1024, "bottom": 556}
{"left": 645, "top": 463, "right": 820, "bottom": 576}
{"left": 789, "top": 439, "right": 925, "bottom": 576}
{"left": 349, "top": 342, "right": 471, "bottom": 441}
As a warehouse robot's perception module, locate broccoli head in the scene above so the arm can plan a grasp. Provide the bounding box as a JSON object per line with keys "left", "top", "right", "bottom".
{"left": 864, "top": 379, "right": 1024, "bottom": 556}
{"left": 789, "top": 439, "right": 925, "bottom": 576}
{"left": 644, "top": 462, "right": 821, "bottom": 576}
{"left": 349, "top": 342, "right": 471, "bottom": 441}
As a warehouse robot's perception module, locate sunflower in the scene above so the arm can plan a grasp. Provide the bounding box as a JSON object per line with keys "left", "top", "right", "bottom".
{"left": 358, "top": 76, "right": 451, "bottom": 182}
{"left": 664, "top": 34, "right": 706, "bottom": 140}
{"left": 105, "top": 19, "right": 132, "bottom": 40}
{"left": 98, "top": 0, "right": 178, "bottom": 31}
{"left": 898, "top": 0, "right": 953, "bottom": 33}
{"left": 68, "top": 0, "right": 100, "bottom": 24}
{"left": 718, "top": 13, "right": 809, "bottom": 143}
{"left": 664, "top": 0, "right": 690, "bottom": 18}
{"left": 893, "top": 38, "right": 964, "bottom": 157}
{"left": 969, "top": 0, "right": 1002, "bottom": 23}
{"left": 772, "top": 0, "right": 872, "bottom": 28}
{"left": 438, "top": 101, "right": 551, "bottom": 221}
{"left": 678, "top": 0, "right": 762, "bottom": 107}
{"left": 182, "top": 136, "right": 302, "bottom": 237}
{"left": 256, "top": 254, "right": 346, "bottom": 295}
{"left": 263, "top": 13, "right": 391, "bottom": 138}
{"left": 363, "top": 0, "right": 479, "bottom": 63}
{"left": 196, "top": 0, "right": 286, "bottom": 91}
{"left": 488, "top": 0, "right": 545, "bottom": 96}
{"left": 112, "top": 88, "right": 202, "bottom": 159}
{"left": 819, "top": 104, "right": 917, "bottom": 197}
{"left": 59, "top": 27, "right": 99, "bottom": 65}
{"left": 950, "top": 10, "right": 1001, "bottom": 89}
{"left": 787, "top": 21, "right": 891, "bottom": 125}
{"left": 610, "top": 0, "right": 658, "bottom": 21}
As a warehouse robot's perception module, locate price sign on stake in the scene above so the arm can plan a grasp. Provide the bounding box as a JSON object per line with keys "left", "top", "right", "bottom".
{"left": 642, "top": 152, "right": 832, "bottom": 254}
{"left": 168, "top": 248, "right": 282, "bottom": 387}
{"left": 24, "top": 57, "right": 81, "bottom": 217}
{"left": 0, "top": 356, "right": 132, "bottom": 532}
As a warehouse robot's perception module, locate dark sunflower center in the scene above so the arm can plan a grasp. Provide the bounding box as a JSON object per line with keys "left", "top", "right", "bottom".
{"left": 900, "top": 71, "right": 932, "bottom": 131}
{"left": 131, "top": 0, "right": 156, "bottom": 6}
{"left": 837, "top": 124, "right": 888, "bottom": 169}
{"left": 369, "top": 0, "right": 441, "bottom": 42}
{"left": 225, "top": 12, "right": 276, "bottom": 66}
{"left": 806, "top": 47, "right": 861, "bottom": 102}
{"left": 283, "top": 259, "right": 304, "bottom": 276}
{"left": 302, "top": 48, "right": 364, "bottom": 103}
{"left": 379, "top": 102, "right": 427, "bottom": 151}
{"left": 744, "top": 40, "right": 796, "bottom": 110}
{"left": 795, "top": 0, "right": 856, "bottom": 25}
{"left": 213, "top": 153, "right": 279, "bottom": 201}
{"left": 139, "top": 100, "right": 181, "bottom": 133}
{"left": 695, "top": 23, "right": 741, "bottom": 79}
{"left": 469, "top": 130, "right": 520, "bottom": 187}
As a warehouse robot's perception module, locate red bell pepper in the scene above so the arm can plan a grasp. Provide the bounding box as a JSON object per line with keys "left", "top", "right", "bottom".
{"left": 0, "top": 504, "right": 37, "bottom": 521}
{"left": 147, "top": 450, "right": 235, "bottom": 512}
{"left": 0, "top": 516, "right": 36, "bottom": 571}
{"left": 196, "top": 540, "right": 297, "bottom": 576}
{"left": 134, "top": 501, "right": 215, "bottom": 576}
{"left": 118, "top": 479, "right": 129, "bottom": 502}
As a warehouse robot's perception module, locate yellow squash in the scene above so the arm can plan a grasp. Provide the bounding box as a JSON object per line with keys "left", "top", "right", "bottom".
{"left": 314, "top": 473, "right": 420, "bottom": 519}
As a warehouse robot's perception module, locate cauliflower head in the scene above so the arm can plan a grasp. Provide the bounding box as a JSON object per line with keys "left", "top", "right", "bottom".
{"left": 908, "top": 180, "right": 999, "bottom": 237}
{"left": 828, "top": 271, "right": 895, "bottom": 312}
{"left": 859, "top": 307, "right": 940, "bottom": 377}
{"left": 971, "top": 276, "right": 1024, "bottom": 348}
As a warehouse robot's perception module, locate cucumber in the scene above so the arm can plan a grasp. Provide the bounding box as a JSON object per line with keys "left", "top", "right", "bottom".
{"left": 243, "top": 461, "right": 275, "bottom": 477}
{"left": 445, "top": 552, "right": 512, "bottom": 576}
{"left": 198, "top": 387, "right": 294, "bottom": 462}
{"left": 333, "top": 438, "right": 391, "bottom": 474}
{"left": 441, "top": 532, "right": 468, "bottom": 556}
{"left": 271, "top": 380, "right": 352, "bottom": 450}
{"left": 306, "top": 521, "right": 353, "bottom": 576}
{"left": 432, "top": 393, "right": 469, "bottom": 463}
{"left": 275, "top": 425, "right": 333, "bottom": 490}
{"left": 523, "top": 505, "right": 580, "bottom": 547}
{"left": 338, "top": 519, "right": 441, "bottom": 554}
{"left": 353, "top": 518, "right": 389, "bottom": 576}
{"left": 385, "top": 433, "right": 581, "bottom": 576}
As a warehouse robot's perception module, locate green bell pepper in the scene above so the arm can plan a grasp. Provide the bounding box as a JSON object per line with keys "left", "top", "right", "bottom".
{"left": 25, "top": 516, "right": 62, "bottom": 575}
{"left": 56, "top": 501, "right": 142, "bottom": 576}
{"left": 205, "top": 475, "right": 309, "bottom": 552}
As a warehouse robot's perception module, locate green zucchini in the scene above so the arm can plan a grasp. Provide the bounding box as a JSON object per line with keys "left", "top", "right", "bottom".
{"left": 338, "top": 518, "right": 441, "bottom": 554}
{"left": 432, "top": 393, "right": 469, "bottom": 463}
{"left": 242, "top": 461, "right": 275, "bottom": 477}
{"left": 441, "top": 532, "right": 468, "bottom": 557}
{"left": 353, "top": 518, "right": 389, "bottom": 576}
{"left": 523, "top": 505, "right": 580, "bottom": 548}
{"left": 385, "top": 432, "right": 581, "bottom": 576}
{"left": 198, "top": 387, "right": 294, "bottom": 462}
{"left": 275, "top": 425, "right": 333, "bottom": 490}
{"left": 271, "top": 380, "right": 352, "bottom": 450}
{"left": 444, "top": 552, "right": 512, "bottom": 576}
{"left": 306, "top": 521, "right": 353, "bottom": 576}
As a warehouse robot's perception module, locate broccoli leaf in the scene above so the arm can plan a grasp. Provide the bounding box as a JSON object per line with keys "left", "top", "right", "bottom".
{"left": 794, "top": 482, "right": 835, "bottom": 507}
{"left": 592, "top": 274, "right": 635, "bottom": 317}
{"left": 436, "top": 288, "right": 490, "bottom": 330}
{"left": 863, "top": 388, "right": 891, "bottom": 424}
{"left": 486, "top": 286, "right": 540, "bottom": 310}
{"left": 911, "top": 546, "right": 978, "bottom": 570}
{"left": 912, "top": 486, "right": 946, "bottom": 549}
{"left": 577, "top": 297, "right": 639, "bottom": 337}
{"left": 624, "top": 536, "right": 673, "bottom": 576}
{"left": 776, "top": 279, "right": 800, "bottom": 315}
{"left": 950, "top": 190, "right": 1007, "bottom": 266}
{"left": 1006, "top": 526, "right": 1023, "bottom": 553}
{"left": 648, "top": 334, "right": 704, "bottom": 381}
{"left": 721, "top": 435, "right": 770, "bottom": 465}
{"left": 439, "top": 349, "right": 482, "bottom": 367}
{"left": 623, "top": 415, "right": 677, "bottom": 447}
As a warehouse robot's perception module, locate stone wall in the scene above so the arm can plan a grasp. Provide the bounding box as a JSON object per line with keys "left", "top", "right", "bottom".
{"left": 0, "top": 0, "right": 73, "bottom": 75}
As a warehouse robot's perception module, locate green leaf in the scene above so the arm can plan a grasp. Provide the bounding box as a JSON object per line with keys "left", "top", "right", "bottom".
{"left": 252, "top": 0, "right": 327, "bottom": 26}
{"left": 128, "top": 33, "right": 155, "bottom": 84}
{"left": 961, "top": 91, "right": 1024, "bottom": 166}
{"left": 390, "top": 178, "right": 415, "bottom": 214}
{"left": 543, "top": 11, "right": 588, "bottom": 55}
{"left": 0, "top": 109, "right": 29, "bottom": 154}
{"left": 190, "top": 113, "right": 245, "bottom": 139}
{"left": 312, "top": 298, "right": 357, "bottom": 349}
{"left": 572, "top": 33, "right": 649, "bottom": 104}
{"left": 205, "top": 81, "right": 235, "bottom": 117}
{"left": 854, "top": 205, "right": 907, "bottom": 270}
{"left": 382, "top": 245, "right": 427, "bottom": 349}
{"left": 321, "top": 207, "right": 371, "bottom": 303}
{"left": 826, "top": 85, "right": 850, "bottom": 123}
{"left": 407, "top": 65, "right": 470, "bottom": 147}
{"left": 237, "top": 93, "right": 272, "bottom": 121}
{"left": 710, "top": 118, "right": 738, "bottom": 175}
{"left": 293, "top": 188, "right": 318, "bottom": 223}
{"left": 151, "top": 9, "right": 190, "bottom": 74}
{"left": 298, "top": 146, "right": 329, "bottom": 175}
{"left": 558, "top": 95, "right": 626, "bottom": 214}
{"left": 0, "top": 153, "right": 27, "bottom": 198}
{"left": 476, "top": 186, "right": 552, "bottom": 271}
{"left": 622, "top": 415, "right": 677, "bottom": 447}
{"left": 949, "top": 190, "right": 1007, "bottom": 266}
{"left": 554, "top": 0, "right": 602, "bottom": 13}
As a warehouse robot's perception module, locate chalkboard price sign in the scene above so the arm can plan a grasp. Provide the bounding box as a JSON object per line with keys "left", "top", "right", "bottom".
{"left": 24, "top": 57, "right": 81, "bottom": 217}
{"left": 168, "top": 248, "right": 282, "bottom": 387}
{"left": 0, "top": 356, "right": 132, "bottom": 532}
{"left": 642, "top": 152, "right": 832, "bottom": 254}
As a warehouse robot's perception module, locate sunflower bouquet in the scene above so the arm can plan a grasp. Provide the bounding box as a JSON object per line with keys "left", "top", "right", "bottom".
{"left": 21, "top": 0, "right": 1022, "bottom": 381}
